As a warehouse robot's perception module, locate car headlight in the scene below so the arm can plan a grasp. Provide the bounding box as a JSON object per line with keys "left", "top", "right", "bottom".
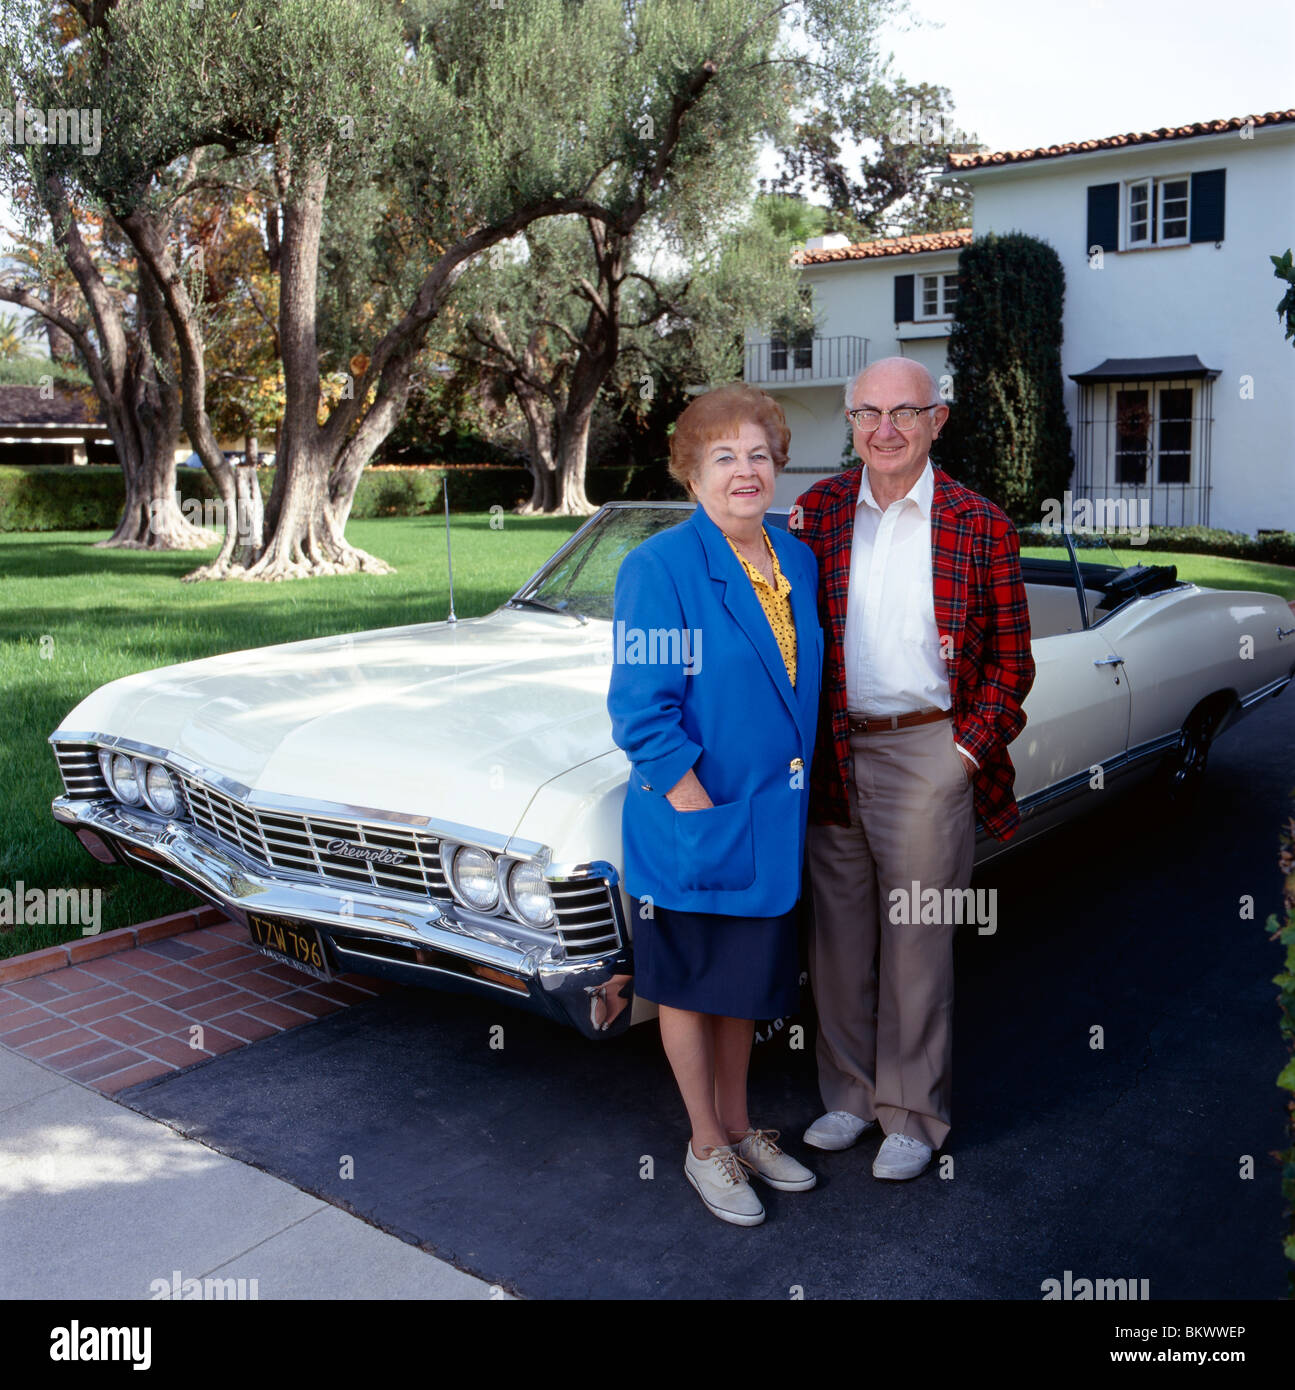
{"left": 142, "top": 763, "right": 180, "bottom": 817}
{"left": 507, "top": 860, "right": 555, "bottom": 927}
{"left": 450, "top": 845, "right": 500, "bottom": 912}
{"left": 107, "top": 753, "right": 143, "bottom": 805}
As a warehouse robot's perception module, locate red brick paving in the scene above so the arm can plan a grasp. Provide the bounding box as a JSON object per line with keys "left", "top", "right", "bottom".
{"left": 225, "top": 969, "right": 297, "bottom": 997}
{"left": 46, "top": 1038, "right": 122, "bottom": 1071}
{"left": 186, "top": 989, "right": 263, "bottom": 1021}
{"left": 44, "top": 984, "right": 126, "bottom": 1015}
{"left": 76, "top": 956, "right": 147, "bottom": 983}
{"left": 0, "top": 1008, "right": 49, "bottom": 1036}
{"left": 0, "top": 916, "right": 395, "bottom": 1094}
{"left": 25, "top": 1027, "right": 99, "bottom": 1059}
{"left": 7, "top": 977, "right": 68, "bottom": 1004}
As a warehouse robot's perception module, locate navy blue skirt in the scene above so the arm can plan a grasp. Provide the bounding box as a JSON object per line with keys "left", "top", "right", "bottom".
{"left": 631, "top": 897, "right": 800, "bottom": 1020}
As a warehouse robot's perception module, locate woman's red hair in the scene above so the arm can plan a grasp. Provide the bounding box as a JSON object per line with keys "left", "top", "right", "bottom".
{"left": 668, "top": 383, "right": 790, "bottom": 490}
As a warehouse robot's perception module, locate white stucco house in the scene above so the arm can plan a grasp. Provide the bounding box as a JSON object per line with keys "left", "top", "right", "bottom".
{"left": 752, "top": 108, "right": 1295, "bottom": 535}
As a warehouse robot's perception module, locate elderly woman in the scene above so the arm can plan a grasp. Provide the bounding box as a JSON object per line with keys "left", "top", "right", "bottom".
{"left": 606, "top": 382, "right": 823, "bottom": 1226}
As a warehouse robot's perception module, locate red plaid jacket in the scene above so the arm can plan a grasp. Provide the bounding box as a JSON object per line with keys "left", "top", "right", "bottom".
{"left": 792, "top": 465, "right": 1035, "bottom": 840}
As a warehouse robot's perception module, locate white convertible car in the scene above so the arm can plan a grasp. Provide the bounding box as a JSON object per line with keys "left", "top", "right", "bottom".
{"left": 49, "top": 502, "right": 1295, "bottom": 1038}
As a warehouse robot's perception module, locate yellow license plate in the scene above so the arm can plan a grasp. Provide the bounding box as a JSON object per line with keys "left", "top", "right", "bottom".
{"left": 247, "top": 914, "right": 332, "bottom": 982}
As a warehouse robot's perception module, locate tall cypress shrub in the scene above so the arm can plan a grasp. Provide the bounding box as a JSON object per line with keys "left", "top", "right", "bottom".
{"left": 937, "top": 231, "right": 1074, "bottom": 522}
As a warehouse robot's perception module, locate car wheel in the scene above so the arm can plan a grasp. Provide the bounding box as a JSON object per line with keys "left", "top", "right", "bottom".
{"left": 1161, "top": 706, "right": 1222, "bottom": 803}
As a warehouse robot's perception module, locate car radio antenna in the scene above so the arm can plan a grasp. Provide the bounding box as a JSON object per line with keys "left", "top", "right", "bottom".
{"left": 443, "top": 478, "right": 457, "bottom": 624}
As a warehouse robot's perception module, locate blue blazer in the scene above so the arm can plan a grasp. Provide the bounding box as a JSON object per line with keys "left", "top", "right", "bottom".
{"left": 607, "top": 504, "right": 823, "bottom": 916}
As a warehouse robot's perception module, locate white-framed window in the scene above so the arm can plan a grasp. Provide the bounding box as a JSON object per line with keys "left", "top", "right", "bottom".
{"left": 1111, "top": 384, "right": 1193, "bottom": 484}
{"left": 1126, "top": 175, "right": 1191, "bottom": 247}
{"left": 916, "top": 272, "right": 958, "bottom": 319}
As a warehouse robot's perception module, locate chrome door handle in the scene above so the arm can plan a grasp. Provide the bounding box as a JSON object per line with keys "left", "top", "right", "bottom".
{"left": 1093, "top": 655, "right": 1125, "bottom": 667}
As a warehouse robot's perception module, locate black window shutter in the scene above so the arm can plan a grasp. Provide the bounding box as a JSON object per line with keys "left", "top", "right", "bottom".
{"left": 1190, "top": 169, "right": 1226, "bottom": 243}
{"left": 1086, "top": 183, "right": 1119, "bottom": 252}
{"left": 894, "top": 274, "right": 914, "bottom": 322}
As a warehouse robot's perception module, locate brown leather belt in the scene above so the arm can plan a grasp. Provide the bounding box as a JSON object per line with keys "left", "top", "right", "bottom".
{"left": 848, "top": 708, "right": 951, "bottom": 733}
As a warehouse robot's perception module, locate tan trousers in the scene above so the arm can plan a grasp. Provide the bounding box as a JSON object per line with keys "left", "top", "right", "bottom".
{"left": 805, "top": 716, "right": 976, "bottom": 1150}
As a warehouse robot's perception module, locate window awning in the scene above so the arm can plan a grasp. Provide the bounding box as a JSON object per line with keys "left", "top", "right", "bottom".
{"left": 1069, "top": 354, "right": 1220, "bottom": 383}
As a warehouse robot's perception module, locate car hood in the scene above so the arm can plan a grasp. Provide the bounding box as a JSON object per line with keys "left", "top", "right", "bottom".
{"left": 57, "top": 609, "right": 623, "bottom": 841}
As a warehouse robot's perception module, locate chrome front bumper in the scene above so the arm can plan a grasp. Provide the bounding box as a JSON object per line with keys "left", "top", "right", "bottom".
{"left": 53, "top": 797, "right": 633, "bottom": 1041}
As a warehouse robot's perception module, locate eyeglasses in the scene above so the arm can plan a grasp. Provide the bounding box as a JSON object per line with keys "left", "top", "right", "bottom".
{"left": 845, "top": 404, "right": 940, "bottom": 432}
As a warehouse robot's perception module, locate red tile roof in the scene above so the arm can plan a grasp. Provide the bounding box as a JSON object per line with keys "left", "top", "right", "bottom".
{"left": 795, "top": 228, "right": 972, "bottom": 265}
{"left": 949, "top": 109, "right": 1295, "bottom": 170}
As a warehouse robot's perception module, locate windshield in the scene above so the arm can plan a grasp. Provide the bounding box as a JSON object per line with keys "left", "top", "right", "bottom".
{"left": 512, "top": 503, "right": 796, "bottom": 620}
{"left": 1067, "top": 529, "right": 1134, "bottom": 574}
{"left": 513, "top": 506, "right": 694, "bottom": 621}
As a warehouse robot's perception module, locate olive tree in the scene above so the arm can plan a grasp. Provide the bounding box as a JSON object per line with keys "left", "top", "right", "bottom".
{"left": 9, "top": 0, "right": 898, "bottom": 576}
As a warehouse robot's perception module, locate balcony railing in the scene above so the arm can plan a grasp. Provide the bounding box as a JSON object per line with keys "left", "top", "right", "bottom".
{"left": 744, "top": 335, "right": 869, "bottom": 386}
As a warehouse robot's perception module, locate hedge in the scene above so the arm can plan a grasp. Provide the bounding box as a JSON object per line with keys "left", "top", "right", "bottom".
{"left": 0, "top": 460, "right": 680, "bottom": 532}
{"left": 1133, "top": 525, "right": 1295, "bottom": 568}
{"left": 940, "top": 232, "right": 1075, "bottom": 521}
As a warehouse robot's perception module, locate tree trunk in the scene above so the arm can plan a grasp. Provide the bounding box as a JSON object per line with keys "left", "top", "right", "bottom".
{"left": 43, "top": 315, "right": 76, "bottom": 364}
{"left": 224, "top": 147, "right": 387, "bottom": 580}
{"left": 233, "top": 443, "right": 388, "bottom": 579}
{"left": 552, "top": 407, "right": 597, "bottom": 515}
{"left": 233, "top": 432, "right": 264, "bottom": 565}
{"left": 499, "top": 218, "right": 620, "bottom": 517}
{"left": 97, "top": 433, "right": 218, "bottom": 550}
{"left": 117, "top": 209, "right": 240, "bottom": 577}
{"left": 515, "top": 403, "right": 597, "bottom": 516}
{"left": 3, "top": 183, "right": 216, "bottom": 551}
{"left": 98, "top": 259, "right": 216, "bottom": 550}
{"left": 514, "top": 378, "right": 559, "bottom": 514}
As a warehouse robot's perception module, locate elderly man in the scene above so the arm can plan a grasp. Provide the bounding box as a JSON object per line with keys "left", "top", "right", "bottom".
{"left": 792, "top": 356, "right": 1035, "bottom": 1179}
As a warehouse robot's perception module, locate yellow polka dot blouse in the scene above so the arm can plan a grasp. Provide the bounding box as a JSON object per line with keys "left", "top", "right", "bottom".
{"left": 724, "top": 528, "right": 797, "bottom": 687}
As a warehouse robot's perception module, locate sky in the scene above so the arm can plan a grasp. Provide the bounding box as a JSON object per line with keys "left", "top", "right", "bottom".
{"left": 871, "top": 0, "right": 1293, "bottom": 153}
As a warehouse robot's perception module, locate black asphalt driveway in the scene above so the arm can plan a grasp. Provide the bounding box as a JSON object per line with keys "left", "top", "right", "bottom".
{"left": 117, "top": 691, "right": 1294, "bottom": 1299}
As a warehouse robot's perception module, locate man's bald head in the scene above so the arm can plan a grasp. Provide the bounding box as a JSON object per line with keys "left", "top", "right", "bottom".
{"left": 844, "top": 356, "right": 939, "bottom": 411}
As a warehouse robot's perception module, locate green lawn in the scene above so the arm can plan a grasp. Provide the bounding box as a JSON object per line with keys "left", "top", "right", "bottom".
{"left": 1105, "top": 549, "right": 1295, "bottom": 599}
{"left": 2, "top": 518, "right": 1292, "bottom": 957}
{"left": 1020, "top": 545, "right": 1295, "bottom": 601}
{"left": 1, "top": 515, "right": 583, "bottom": 956}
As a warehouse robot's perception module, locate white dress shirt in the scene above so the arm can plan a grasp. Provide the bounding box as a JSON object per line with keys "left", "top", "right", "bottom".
{"left": 842, "top": 459, "right": 978, "bottom": 766}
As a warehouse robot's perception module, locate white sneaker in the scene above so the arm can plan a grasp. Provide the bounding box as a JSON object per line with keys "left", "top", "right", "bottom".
{"left": 683, "top": 1143, "right": 765, "bottom": 1226}
{"left": 734, "top": 1128, "right": 817, "bottom": 1191}
{"left": 802, "top": 1110, "right": 878, "bottom": 1151}
{"left": 872, "top": 1132, "right": 933, "bottom": 1180}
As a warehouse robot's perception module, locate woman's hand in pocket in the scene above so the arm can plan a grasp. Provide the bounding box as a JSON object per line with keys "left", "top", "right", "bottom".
{"left": 665, "top": 767, "right": 713, "bottom": 812}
